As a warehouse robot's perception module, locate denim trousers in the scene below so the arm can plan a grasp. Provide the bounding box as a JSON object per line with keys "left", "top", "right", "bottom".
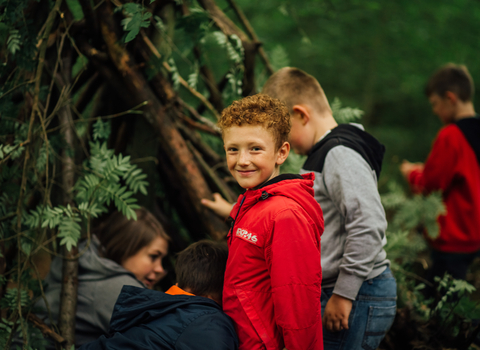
{"left": 321, "top": 267, "right": 397, "bottom": 350}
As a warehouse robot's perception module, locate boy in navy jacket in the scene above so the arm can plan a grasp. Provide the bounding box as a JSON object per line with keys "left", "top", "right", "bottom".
{"left": 79, "top": 240, "right": 238, "bottom": 350}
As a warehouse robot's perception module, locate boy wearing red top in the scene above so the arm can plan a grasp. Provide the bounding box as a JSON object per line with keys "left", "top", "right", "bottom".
{"left": 219, "top": 94, "right": 324, "bottom": 350}
{"left": 401, "top": 63, "right": 480, "bottom": 280}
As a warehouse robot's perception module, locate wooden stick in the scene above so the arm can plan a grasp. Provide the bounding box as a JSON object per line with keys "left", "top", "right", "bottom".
{"left": 187, "top": 141, "right": 235, "bottom": 203}
{"left": 225, "top": 0, "right": 274, "bottom": 75}
{"left": 140, "top": 31, "right": 221, "bottom": 120}
{"left": 27, "top": 314, "right": 67, "bottom": 345}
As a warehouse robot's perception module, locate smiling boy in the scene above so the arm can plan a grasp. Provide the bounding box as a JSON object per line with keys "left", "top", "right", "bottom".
{"left": 219, "top": 94, "right": 324, "bottom": 350}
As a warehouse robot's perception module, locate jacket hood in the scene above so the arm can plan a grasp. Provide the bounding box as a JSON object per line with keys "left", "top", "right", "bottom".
{"left": 48, "top": 235, "right": 139, "bottom": 284}
{"left": 230, "top": 173, "right": 323, "bottom": 233}
{"left": 306, "top": 123, "right": 385, "bottom": 180}
{"left": 109, "top": 285, "right": 222, "bottom": 332}
{"left": 456, "top": 116, "right": 480, "bottom": 165}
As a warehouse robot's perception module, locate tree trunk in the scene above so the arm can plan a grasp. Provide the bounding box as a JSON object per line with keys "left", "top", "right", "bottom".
{"left": 56, "top": 39, "right": 78, "bottom": 349}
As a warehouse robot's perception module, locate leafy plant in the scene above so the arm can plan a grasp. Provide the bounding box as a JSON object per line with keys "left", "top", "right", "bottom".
{"left": 331, "top": 97, "right": 364, "bottom": 124}
{"left": 120, "top": 2, "right": 154, "bottom": 43}
{"left": 381, "top": 180, "right": 479, "bottom": 349}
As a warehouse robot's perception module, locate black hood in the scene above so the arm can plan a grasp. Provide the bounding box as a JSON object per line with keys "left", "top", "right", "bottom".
{"left": 456, "top": 116, "right": 480, "bottom": 165}
{"left": 303, "top": 124, "right": 385, "bottom": 180}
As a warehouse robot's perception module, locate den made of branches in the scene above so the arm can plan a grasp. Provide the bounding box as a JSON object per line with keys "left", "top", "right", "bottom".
{"left": 0, "top": 0, "right": 278, "bottom": 348}
{"left": 3, "top": 1, "right": 480, "bottom": 350}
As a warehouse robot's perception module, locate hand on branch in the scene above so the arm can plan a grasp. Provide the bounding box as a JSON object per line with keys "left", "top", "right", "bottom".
{"left": 201, "top": 193, "right": 233, "bottom": 219}
{"left": 322, "top": 293, "right": 353, "bottom": 332}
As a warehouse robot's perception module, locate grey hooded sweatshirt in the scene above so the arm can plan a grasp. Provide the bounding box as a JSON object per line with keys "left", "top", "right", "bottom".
{"left": 300, "top": 124, "right": 390, "bottom": 301}
{"left": 35, "top": 235, "right": 144, "bottom": 347}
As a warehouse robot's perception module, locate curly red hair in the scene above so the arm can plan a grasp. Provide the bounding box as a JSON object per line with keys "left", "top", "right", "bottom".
{"left": 218, "top": 94, "right": 291, "bottom": 150}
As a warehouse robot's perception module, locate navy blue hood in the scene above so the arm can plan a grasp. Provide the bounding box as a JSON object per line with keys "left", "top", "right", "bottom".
{"left": 80, "top": 285, "right": 238, "bottom": 350}
{"left": 110, "top": 285, "right": 222, "bottom": 332}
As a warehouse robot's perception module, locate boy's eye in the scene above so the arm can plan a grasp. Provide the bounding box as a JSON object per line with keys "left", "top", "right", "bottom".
{"left": 252, "top": 147, "right": 262, "bottom": 151}
{"left": 227, "top": 147, "right": 238, "bottom": 152}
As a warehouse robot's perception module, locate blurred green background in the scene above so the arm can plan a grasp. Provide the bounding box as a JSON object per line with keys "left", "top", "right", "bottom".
{"left": 229, "top": 0, "right": 480, "bottom": 187}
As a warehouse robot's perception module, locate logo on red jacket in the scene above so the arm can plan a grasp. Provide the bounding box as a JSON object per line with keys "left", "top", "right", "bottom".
{"left": 235, "top": 228, "right": 258, "bottom": 245}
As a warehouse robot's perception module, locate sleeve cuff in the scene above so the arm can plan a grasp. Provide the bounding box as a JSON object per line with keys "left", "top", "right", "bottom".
{"left": 332, "top": 271, "right": 365, "bottom": 301}
{"left": 408, "top": 169, "right": 424, "bottom": 194}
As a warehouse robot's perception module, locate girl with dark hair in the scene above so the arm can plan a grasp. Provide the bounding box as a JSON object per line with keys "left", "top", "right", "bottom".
{"left": 35, "top": 208, "right": 170, "bottom": 347}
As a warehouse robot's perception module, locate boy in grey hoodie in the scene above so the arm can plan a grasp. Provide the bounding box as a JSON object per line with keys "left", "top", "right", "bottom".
{"left": 203, "top": 67, "right": 397, "bottom": 350}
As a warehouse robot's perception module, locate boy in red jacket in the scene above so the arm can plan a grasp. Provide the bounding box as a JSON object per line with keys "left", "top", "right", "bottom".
{"left": 400, "top": 63, "right": 480, "bottom": 281}
{"left": 219, "top": 94, "right": 324, "bottom": 350}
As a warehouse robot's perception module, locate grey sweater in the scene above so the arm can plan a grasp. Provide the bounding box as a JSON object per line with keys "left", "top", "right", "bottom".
{"left": 300, "top": 127, "right": 389, "bottom": 301}
{"left": 35, "top": 236, "right": 144, "bottom": 347}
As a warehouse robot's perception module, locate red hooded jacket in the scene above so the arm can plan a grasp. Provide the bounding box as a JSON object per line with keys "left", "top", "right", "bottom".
{"left": 223, "top": 173, "right": 324, "bottom": 350}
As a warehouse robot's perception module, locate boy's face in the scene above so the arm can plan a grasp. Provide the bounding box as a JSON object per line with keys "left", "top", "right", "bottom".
{"left": 289, "top": 112, "right": 310, "bottom": 155}
{"left": 223, "top": 124, "right": 289, "bottom": 189}
{"left": 429, "top": 93, "right": 456, "bottom": 124}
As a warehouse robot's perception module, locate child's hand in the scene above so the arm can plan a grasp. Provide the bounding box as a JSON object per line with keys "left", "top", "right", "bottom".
{"left": 322, "top": 294, "right": 353, "bottom": 332}
{"left": 201, "top": 193, "right": 233, "bottom": 219}
{"left": 400, "top": 160, "right": 424, "bottom": 178}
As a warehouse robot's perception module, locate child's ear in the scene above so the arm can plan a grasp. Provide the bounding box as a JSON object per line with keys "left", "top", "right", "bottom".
{"left": 276, "top": 142, "right": 290, "bottom": 166}
{"left": 292, "top": 105, "right": 310, "bottom": 125}
{"left": 444, "top": 91, "right": 458, "bottom": 105}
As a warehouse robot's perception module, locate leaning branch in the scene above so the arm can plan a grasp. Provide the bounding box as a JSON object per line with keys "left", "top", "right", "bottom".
{"left": 225, "top": 0, "right": 274, "bottom": 74}
{"left": 141, "top": 32, "right": 221, "bottom": 120}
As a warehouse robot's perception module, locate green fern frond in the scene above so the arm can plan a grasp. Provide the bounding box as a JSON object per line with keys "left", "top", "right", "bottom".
{"left": 57, "top": 214, "right": 82, "bottom": 251}
{"left": 124, "top": 164, "right": 149, "bottom": 195}
{"left": 92, "top": 120, "right": 112, "bottom": 141}
{"left": 168, "top": 58, "right": 180, "bottom": 90}
{"left": 331, "top": 97, "right": 364, "bottom": 123}
{"left": 99, "top": 183, "right": 139, "bottom": 220}
{"left": 7, "top": 29, "right": 21, "bottom": 55}
{"left": 0, "top": 288, "right": 29, "bottom": 309}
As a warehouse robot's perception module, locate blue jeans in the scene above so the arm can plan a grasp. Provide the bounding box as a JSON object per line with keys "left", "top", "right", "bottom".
{"left": 321, "top": 267, "right": 397, "bottom": 350}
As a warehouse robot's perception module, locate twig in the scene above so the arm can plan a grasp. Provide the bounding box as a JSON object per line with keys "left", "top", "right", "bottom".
{"left": 225, "top": 0, "right": 274, "bottom": 74}
{"left": 27, "top": 314, "right": 67, "bottom": 345}
{"left": 178, "top": 113, "right": 220, "bottom": 136}
{"left": 140, "top": 31, "right": 221, "bottom": 120}
{"left": 12, "top": 1, "right": 64, "bottom": 347}
{"left": 187, "top": 141, "right": 234, "bottom": 203}
{"left": 45, "top": 101, "right": 148, "bottom": 133}
{"left": 0, "top": 80, "right": 36, "bottom": 101}
{"left": 178, "top": 98, "right": 221, "bottom": 134}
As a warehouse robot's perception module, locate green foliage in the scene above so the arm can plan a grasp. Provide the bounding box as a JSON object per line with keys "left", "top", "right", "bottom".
{"left": 168, "top": 57, "right": 181, "bottom": 90}
{"left": 176, "top": 7, "right": 210, "bottom": 44}
{"left": 269, "top": 45, "right": 290, "bottom": 71}
{"left": 331, "top": 97, "right": 364, "bottom": 124}
{"left": 382, "top": 179, "right": 479, "bottom": 348}
{"left": 120, "top": 2, "right": 154, "bottom": 43}
{"left": 0, "top": 288, "right": 29, "bottom": 309}
{"left": 7, "top": 29, "right": 21, "bottom": 55}
{"left": 187, "top": 62, "right": 199, "bottom": 90}
{"left": 281, "top": 152, "right": 306, "bottom": 175}
{"left": 382, "top": 181, "right": 446, "bottom": 239}
{"left": 65, "top": 0, "right": 84, "bottom": 21}
{"left": 92, "top": 119, "right": 112, "bottom": 141}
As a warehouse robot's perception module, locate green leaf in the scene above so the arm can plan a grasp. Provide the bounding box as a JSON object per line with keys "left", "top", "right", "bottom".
{"left": 92, "top": 120, "right": 111, "bottom": 141}
{"left": 7, "top": 29, "right": 21, "bottom": 55}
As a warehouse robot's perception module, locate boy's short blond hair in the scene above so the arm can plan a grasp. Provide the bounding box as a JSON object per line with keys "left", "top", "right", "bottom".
{"left": 262, "top": 67, "right": 331, "bottom": 114}
{"left": 218, "top": 94, "right": 291, "bottom": 150}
